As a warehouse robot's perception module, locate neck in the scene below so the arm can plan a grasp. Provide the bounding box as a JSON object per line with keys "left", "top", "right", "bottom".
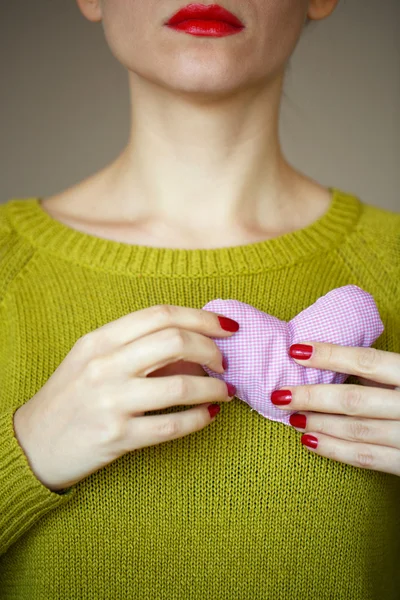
{"left": 94, "top": 70, "right": 329, "bottom": 242}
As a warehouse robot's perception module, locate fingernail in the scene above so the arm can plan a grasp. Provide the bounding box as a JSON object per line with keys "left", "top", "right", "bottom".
{"left": 301, "top": 434, "right": 318, "bottom": 449}
{"left": 226, "top": 382, "right": 236, "bottom": 397}
{"left": 289, "top": 413, "right": 307, "bottom": 429}
{"left": 289, "top": 344, "right": 313, "bottom": 360}
{"left": 222, "top": 356, "right": 228, "bottom": 371}
{"left": 218, "top": 316, "right": 240, "bottom": 332}
{"left": 208, "top": 404, "right": 221, "bottom": 419}
{"left": 271, "top": 390, "right": 292, "bottom": 405}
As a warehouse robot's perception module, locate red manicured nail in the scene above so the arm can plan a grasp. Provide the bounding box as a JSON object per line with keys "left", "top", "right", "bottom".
{"left": 226, "top": 383, "right": 236, "bottom": 397}
{"left": 208, "top": 404, "right": 220, "bottom": 419}
{"left": 290, "top": 344, "right": 313, "bottom": 360}
{"left": 301, "top": 434, "right": 318, "bottom": 449}
{"left": 222, "top": 356, "right": 228, "bottom": 370}
{"left": 218, "top": 316, "right": 239, "bottom": 332}
{"left": 289, "top": 413, "right": 307, "bottom": 429}
{"left": 271, "top": 390, "right": 292, "bottom": 405}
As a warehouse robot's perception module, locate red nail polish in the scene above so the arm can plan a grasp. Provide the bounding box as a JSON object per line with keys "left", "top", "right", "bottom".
{"left": 301, "top": 434, "right": 318, "bottom": 449}
{"left": 290, "top": 344, "right": 313, "bottom": 360}
{"left": 289, "top": 413, "right": 307, "bottom": 429}
{"left": 208, "top": 404, "right": 220, "bottom": 419}
{"left": 226, "top": 382, "right": 236, "bottom": 397}
{"left": 271, "top": 390, "right": 292, "bottom": 405}
{"left": 222, "top": 356, "right": 228, "bottom": 370}
{"left": 218, "top": 316, "right": 239, "bottom": 332}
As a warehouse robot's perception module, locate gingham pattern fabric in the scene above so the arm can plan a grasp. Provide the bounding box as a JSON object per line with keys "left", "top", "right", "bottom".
{"left": 202, "top": 285, "right": 384, "bottom": 426}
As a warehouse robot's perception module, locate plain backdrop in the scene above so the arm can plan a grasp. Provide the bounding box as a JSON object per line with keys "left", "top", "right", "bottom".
{"left": 1, "top": 0, "right": 399, "bottom": 212}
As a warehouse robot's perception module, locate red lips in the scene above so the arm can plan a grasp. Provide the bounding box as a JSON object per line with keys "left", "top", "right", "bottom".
{"left": 167, "top": 3, "right": 244, "bottom": 28}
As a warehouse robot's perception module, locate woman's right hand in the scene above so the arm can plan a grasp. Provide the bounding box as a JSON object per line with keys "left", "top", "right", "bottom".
{"left": 12, "top": 305, "right": 238, "bottom": 493}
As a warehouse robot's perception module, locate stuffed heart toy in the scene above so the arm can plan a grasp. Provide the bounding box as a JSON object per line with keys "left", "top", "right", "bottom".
{"left": 201, "top": 285, "right": 384, "bottom": 425}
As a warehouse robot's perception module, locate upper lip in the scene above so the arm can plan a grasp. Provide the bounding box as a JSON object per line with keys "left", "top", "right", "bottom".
{"left": 166, "top": 3, "right": 244, "bottom": 27}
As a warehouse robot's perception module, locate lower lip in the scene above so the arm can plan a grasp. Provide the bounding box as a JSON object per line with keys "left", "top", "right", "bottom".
{"left": 166, "top": 19, "right": 244, "bottom": 37}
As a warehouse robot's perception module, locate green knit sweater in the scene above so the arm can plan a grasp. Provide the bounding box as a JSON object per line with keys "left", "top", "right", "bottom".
{"left": 0, "top": 189, "right": 399, "bottom": 599}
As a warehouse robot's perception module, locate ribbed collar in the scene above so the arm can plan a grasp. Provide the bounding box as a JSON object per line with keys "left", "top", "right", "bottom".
{"left": 5, "top": 188, "right": 362, "bottom": 277}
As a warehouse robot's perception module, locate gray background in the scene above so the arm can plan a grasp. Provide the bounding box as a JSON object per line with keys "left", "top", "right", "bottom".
{"left": 1, "top": 0, "right": 399, "bottom": 211}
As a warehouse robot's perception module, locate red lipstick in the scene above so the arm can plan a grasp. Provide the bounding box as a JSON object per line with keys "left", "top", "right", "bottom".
{"left": 166, "top": 3, "right": 245, "bottom": 37}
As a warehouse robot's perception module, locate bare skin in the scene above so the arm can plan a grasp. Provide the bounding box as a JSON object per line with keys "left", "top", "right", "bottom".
{"left": 38, "top": 0, "right": 338, "bottom": 376}
{"left": 39, "top": 171, "right": 332, "bottom": 249}
{"left": 39, "top": 0, "right": 338, "bottom": 251}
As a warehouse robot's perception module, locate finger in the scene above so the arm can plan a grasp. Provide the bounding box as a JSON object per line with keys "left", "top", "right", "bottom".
{"left": 118, "top": 374, "right": 235, "bottom": 413}
{"left": 296, "top": 431, "right": 400, "bottom": 477}
{"left": 272, "top": 384, "right": 400, "bottom": 419}
{"left": 147, "top": 359, "right": 208, "bottom": 379}
{"left": 125, "top": 403, "right": 225, "bottom": 451}
{"left": 99, "top": 327, "right": 227, "bottom": 377}
{"left": 291, "top": 342, "right": 400, "bottom": 387}
{"left": 290, "top": 412, "right": 400, "bottom": 450}
{"left": 80, "top": 304, "right": 239, "bottom": 356}
{"left": 357, "top": 376, "right": 397, "bottom": 390}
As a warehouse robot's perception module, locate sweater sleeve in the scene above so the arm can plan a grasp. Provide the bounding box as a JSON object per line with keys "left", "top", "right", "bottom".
{"left": 0, "top": 208, "right": 77, "bottom": 556}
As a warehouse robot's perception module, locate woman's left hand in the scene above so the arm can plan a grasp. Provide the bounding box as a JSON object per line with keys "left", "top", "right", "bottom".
{"left": 271, "top": 342, "right": 400, "bottom": 476}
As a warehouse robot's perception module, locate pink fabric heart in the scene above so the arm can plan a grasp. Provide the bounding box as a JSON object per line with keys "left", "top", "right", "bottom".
{"left": 202, "top": 285, "right": 384, "bottom": 425}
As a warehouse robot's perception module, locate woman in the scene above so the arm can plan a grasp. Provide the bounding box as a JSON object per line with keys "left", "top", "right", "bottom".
{"left": 0, "top": 0, "right": 399, "bottom": 597}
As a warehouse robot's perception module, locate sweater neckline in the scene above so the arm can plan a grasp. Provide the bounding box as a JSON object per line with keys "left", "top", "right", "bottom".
{"left": 5, "top": 188, "right": 362, "bottom": 277}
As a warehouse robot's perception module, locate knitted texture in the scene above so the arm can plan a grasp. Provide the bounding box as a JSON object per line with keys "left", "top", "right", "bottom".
{"left": 202, "top": 285, "right": 384, "bottom": 424}
{"left": 0, "top": 189, "right": 399, "bottom": 599}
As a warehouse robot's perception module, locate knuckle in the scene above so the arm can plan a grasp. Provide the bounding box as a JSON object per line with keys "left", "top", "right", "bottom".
{"left": 97, "top": 394, "right": 117, "bottom": 414}
{"left": 314, "top": 416, "right": 328, "bottom": 435}
{"left": 342, "top": 385, "right": 363, "bottom": 415}
{"left": 301, "top": 386, "right": 314, "bottom": 409}
{"left": 156, "top": 417, "right": 180, "bottom": 439}
{"left": 166, "top": 376, "right": 190, "bottom": 401}
{"left": 102, "top": 419, "right": 123, "bottom": 443}
{"left": 316, "top": 343, "right": 334, "bottom": 362}
{"left": 85, "top": 357, "right": 105, "bottom": 383}
{"left": 356, "top": 347, "right": 379, "bottom": 374}
{"left": 326, "top": 446, "right": 339, "bottom": 462}
{"left": 355, "top": 449, "right": 375, "bottom": 469}
{"left": 348, "top": 419, "right": 371, "bottom": 442}
{"left": 75, "top": 332, "right": 97, "bottom": 356}
{"left": 151, "top": 304, "right": 175, "bottom": 326}
{"left": 167, "top": 328, "right": 187, "bottom": 355}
